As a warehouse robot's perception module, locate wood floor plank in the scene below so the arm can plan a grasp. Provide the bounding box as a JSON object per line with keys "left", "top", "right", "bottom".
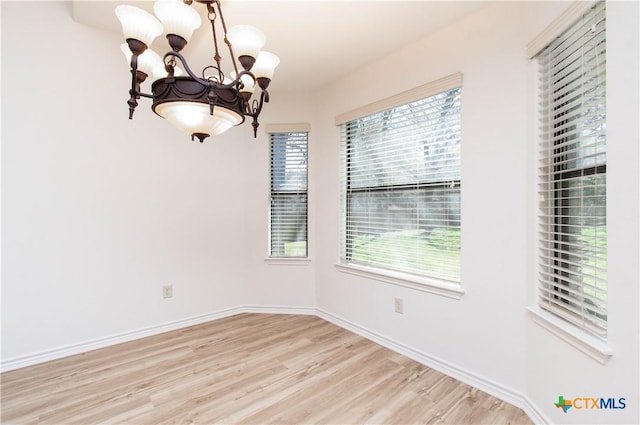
{"left": 0, "top": 313, "right": 533, "bottom": 425}
{"left": 231, "top": 345, "right": 392, "bottom": 424}
{"left": 201, "top": 339, "right": 384, "bottom": 423}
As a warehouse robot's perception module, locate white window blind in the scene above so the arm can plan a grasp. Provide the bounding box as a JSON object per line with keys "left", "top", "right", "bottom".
{"left": 269, "top": 131, "right": 308, "bottom": 257}
{"left": 537, "top": 1, "right": 607, "bottom": 338}
{"left": 340, "top": 86, "right": 461, "bottom": 283}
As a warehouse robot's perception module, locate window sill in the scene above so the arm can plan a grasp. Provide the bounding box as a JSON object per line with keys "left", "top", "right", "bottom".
{"left": 335, "top": 263, "right": 464, "bottom": 300}
{"left": 264, "top": 257, "right": 311, "bottom": 266}
{"left": 527, "top": 306, "right": 612, "bottom": 364}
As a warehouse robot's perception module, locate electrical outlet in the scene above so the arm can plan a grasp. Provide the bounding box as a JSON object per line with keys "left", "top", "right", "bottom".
{"left": 394, "top": 297, "right": 403, "bottom": 314}
{"left": 163, "top": 284, "right": 173, "bottom": 299}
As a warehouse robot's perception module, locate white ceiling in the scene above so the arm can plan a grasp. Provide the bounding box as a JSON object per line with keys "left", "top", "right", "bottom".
{"left": 73, "top": 1, "right": 487, "bottom": 95}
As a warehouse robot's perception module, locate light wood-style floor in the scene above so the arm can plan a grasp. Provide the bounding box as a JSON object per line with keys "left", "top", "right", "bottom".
{"left": 1, "top": 313, "right": 533, "bottom": 424}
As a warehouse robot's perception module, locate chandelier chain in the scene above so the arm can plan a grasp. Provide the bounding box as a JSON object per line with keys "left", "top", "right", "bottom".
{"left": 206, "top": 2, "right": 224, "bottom": 83}
{"left": 212, "top": 0, "right": 240, "bottom": 78}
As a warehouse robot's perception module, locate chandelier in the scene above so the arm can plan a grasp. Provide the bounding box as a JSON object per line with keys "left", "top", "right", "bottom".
{"left": 116, "top": 0, "right": 279, "bottom": 142}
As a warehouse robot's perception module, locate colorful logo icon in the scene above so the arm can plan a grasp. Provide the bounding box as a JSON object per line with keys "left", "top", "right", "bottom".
{"left": 555, "top": 396, "right": 572, "bottom": 413}
{"left": 554, "top": 395, "right": 626, "bottom": 412}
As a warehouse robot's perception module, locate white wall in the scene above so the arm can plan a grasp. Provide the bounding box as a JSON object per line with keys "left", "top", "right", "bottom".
{"left": 0, "top": 1, "right": 317, "bottom": 366}
{"left": 1, "top": 1, "right": 638, "bottom": 424}
{"left": 311, "top": 1, "right": 639, "bottom": 424}
{"left": 1, "top": 1, "right": 251, "bottom": 362}
{"left": 524, "top": 2, "right": 640, "bottom": 425}
{"left": 315, "top": 0, "right": 536, "bottom": 398}
{"left": 241, "top": 92, "right": 317, "bottom": 310}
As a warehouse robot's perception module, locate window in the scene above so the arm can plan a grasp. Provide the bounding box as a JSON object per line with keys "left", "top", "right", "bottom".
{"left": 339, "top": 76, "right": 462, "bottom": 283}
{"left": 269, "top": 130, "right": 308, "bottom": 257}
{"left": 537, "top": 1, "right": 607, "bottom": 339}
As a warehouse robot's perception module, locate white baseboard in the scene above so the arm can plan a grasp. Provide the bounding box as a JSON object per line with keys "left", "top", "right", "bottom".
{"left": 316, "top": 309, "right": 528, "bottom": 415}
{"left": 0, "top": 306, "right": 245, "bottom": 373}
{"left": 242, "top": 305, "right": 317, "bottom": 315}
{"left": 0, "top": 305, "right": 546, "bottom": 424}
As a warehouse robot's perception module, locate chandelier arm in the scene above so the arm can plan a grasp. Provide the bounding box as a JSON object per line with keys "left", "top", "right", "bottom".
{"left": 242, "top": 90, "right": 267, "bottom": 137}
{"left": 162, "top": 51, "right": 209, "bottom": 86}
{"left": 251, "top": 116, "right": 259, "bottom": 138}
{"left": 127, "top": 54, "right": 140, "bottom": 119}
{"left": 233, "top": 69, "right": 258, "bottom": 95}
{"left": 202, "top": 65, "right": 226, "bottom": 83}
{"left": 246, "top": 90, "right": 266, "bottom": 117}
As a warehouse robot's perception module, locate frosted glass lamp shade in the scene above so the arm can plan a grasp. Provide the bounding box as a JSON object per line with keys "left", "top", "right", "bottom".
{"left": 115, "top": 5, "right": 163, "bottom": 48}
{"left": 227, "top": 25, "right": 265, "bottom": 61}
{"left": 120, "top": 44, "right": 163, "bottom": 78}
{"left": 154, "top": 102, "right": 243, "bottom": 138}
{"left": 153, "top": 0, "right": 201, "bottom": 43}
{"left": 252, "top": 51, "right": 280, "bottom": 80}
{"left": 239, "top": 74, "right": 256, "bottom": 94}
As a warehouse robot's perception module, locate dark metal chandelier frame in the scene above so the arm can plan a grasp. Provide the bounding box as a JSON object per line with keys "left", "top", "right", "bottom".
{"left": 122, "top": 0, "right": 274, "bottom": 142}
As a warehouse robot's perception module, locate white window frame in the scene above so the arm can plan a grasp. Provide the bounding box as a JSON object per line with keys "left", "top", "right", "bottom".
{"left": 527, "top": 0, "right": 612, "bottom": 363}
{"left": 265, "top": 124, "right": 310, "bottom": 264}
{"left": 335, "top": 74, "right": 464, "bottom": 299}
